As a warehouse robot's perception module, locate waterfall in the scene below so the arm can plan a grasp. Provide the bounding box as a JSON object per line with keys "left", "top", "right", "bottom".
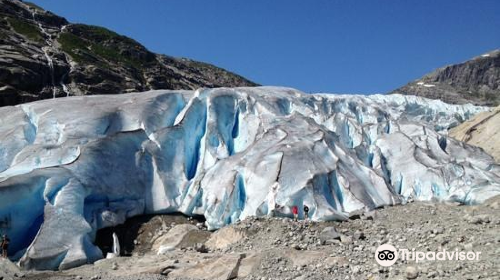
{"left": 41, "top": 47, "right": 56, "bottom": 98}
{"left": 31, "top": 10, "right": 57, "bottom": 98}
{"left": 61, "top": 82, "right": 70, "bottom": 97}
{"left": 59, "top": 25, "right": 71, "bottom": 97}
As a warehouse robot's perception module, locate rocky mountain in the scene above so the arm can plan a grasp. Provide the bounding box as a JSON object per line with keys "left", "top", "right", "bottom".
{"left": 390, "top": 49, "right": 500, "bottom": 106}
{"left": 450, "top": 105, "right": 500, "bottom": 162}
{"left": 0, "top": 0, "right": 257, "bottom": 106}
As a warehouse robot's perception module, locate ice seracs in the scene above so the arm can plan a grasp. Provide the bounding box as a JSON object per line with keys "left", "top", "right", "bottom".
{"left": 0, "top": 87, "right": 499, "bottom": 270}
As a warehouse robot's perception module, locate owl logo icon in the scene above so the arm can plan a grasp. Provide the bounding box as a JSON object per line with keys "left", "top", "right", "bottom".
{"left": 375, "top": 244, "right": 398, "bottom": 266}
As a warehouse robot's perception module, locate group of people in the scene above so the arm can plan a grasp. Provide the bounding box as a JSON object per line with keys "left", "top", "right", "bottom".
{"left": 291, "top": 204, "right": 309, "bottom": 222}
{"left": 272, "top": 203, "right": 311, "bottom": 221}
{"left": 1, "top": 234, "right": 9, "bottom": 258}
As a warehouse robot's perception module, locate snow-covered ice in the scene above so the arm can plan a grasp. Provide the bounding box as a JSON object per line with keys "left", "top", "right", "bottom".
{"left": 416, "top": 81, "right": 436, "bottom": 88}
{"left": 0, "top": 87, "right": 499, "bottom": 270}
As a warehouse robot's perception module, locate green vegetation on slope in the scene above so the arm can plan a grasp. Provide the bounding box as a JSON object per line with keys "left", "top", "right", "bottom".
{"left": 72, "top": 24, "right": 140, "bottom": 46}
{"left": 6, "top": 16, "right": 43, "bottom": 42}
{"left": 58, "top": 32, "right": 92, "bottom": 64}
{"left": 58, "top": 27, "right": 145, "bottom": 69}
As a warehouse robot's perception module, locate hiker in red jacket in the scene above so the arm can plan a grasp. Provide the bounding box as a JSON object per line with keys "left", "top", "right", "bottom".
{"left": 292, "top": 205, "right": 299, "bottom": 221}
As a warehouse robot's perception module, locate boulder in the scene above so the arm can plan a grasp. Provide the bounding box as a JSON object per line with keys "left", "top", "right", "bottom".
{"left": 319, "top": 226, "right": 341, "bottom": 244}
{"left": 168, "top": 253, "right": 244, "bottom": 280}
{"left": 153, "top": 224, "right": 211, "bottom": 254}
{"left": 348, "top": 209, "right": 363, "bottom": 220}
{"left": 236, "top": 253, "right": 263, "bottom": 278}
{"left": 405, "top": 266, "right": 419, "bottom": 279}
{"left": 205, "top": 227, "right": 247, "bottom": 250}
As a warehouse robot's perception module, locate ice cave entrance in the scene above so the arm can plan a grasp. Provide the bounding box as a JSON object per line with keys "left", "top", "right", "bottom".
{"left": 94, "top": 213, "right": 205, "bottom": 256}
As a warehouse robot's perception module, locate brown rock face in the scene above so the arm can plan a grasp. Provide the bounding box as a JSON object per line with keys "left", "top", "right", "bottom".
{"left": 0, "top": 0, "right": 257, "bottom": 107}
{"left": 449, "top": 106, "right": 500, "bottom": 162}
{"left": 390, "top": 50, "right": 500, "bottom": 106}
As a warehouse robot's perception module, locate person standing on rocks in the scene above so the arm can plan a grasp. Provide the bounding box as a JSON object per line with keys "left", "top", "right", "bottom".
{"left": 1, "top": 234, "right": 9, "bottom": 258}
{"left": 303, "top": 205, "right": 309, "bottom": 221}
{"left": 292, "top": 205, "right": 299, "bottom": 221}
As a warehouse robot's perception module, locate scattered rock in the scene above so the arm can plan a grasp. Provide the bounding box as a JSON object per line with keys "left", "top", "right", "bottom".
{"left": 17, "top": 199, "right": 500, "bottom": 280}
{"left": 348, "top": 210, "right": 363, "bottom": 220}
{"left": 469, "top": 215, "right": 490, "bottom": 224}
{"left": 160, "top": 265, "right": 176, "bottom": 276}
{"left": 353, "top": 230, "right": 366, "bottom": 240}
{"left": 340, "top": 235, "right": 353, "bottom": 244}
{"left": 363, "top": 210, "right": 378, "bottom": 220}
{"left": 427, "top": 271, "right": 438, "bottom": 278}
{"left": 319, "top": 227, "right": 341, "bottom": 243}
{"left": 432, "top": 227, "right": 444, "bottom": 235}
{"left": 405, "top": 266, "right": 419, "bottom": 279}
{"left": 195, "top": 242, "right": 208, "bottom": 253}
{"left": 351, "top": 265, "right": 361, "bottom": 274}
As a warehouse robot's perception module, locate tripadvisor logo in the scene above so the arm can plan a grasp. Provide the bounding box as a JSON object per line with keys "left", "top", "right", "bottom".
{"left": 375, "top": 244, "right": 398, "bottom": 266}
{"left": 375, "top": 244, "right": 481, "bottom": 267}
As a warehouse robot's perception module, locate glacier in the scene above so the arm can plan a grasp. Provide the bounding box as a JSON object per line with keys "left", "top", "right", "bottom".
{"left": 0, "top": 86, "right": 499, "bottom": 270}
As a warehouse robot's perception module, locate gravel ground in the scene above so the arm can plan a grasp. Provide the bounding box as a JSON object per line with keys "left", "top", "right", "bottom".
{"left": 5, "top": 196, "right": 499, "bottom": 280}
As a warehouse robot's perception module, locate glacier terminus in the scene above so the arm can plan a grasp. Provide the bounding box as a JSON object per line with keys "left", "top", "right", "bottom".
{"left": 0, "top": 87, "right": 499, "bottom": 270}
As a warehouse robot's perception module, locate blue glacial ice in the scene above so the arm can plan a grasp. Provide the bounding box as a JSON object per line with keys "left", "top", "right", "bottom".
{"left": 0, "top": 87, "right": 499, "bottom": 270}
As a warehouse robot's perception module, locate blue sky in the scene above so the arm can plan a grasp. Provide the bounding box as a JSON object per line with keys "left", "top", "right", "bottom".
{"left": 31, "top": 0, "right": 500, "bottom": 94}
